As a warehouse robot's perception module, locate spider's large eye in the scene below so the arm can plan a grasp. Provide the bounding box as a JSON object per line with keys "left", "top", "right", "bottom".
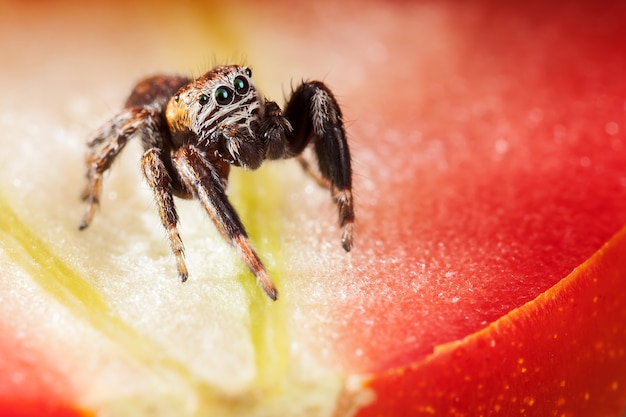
{"left": 214, "top": 86, "right": 234, "bottom": 106}
{"left": 198, "top": 94, "right": 209, "bottom": 106}
{"left": 233, "top": 75, "right": 250, "bottom": 95}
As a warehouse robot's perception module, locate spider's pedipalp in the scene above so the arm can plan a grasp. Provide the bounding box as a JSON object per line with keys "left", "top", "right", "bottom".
{"left": 260, "top": 100, "right": 292, "bottom": 160}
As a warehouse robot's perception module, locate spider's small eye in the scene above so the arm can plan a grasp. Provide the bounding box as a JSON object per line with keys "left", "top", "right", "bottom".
{"left": 198, "top": 94, "right": 210, "bottom": 106}
{"left": 233, "top": 75, "right": 249, "bottom": 95}
{"left": 214, "top": 86, "right": 234, "bottom": 106}
{"left": 244, "top": 67, "right": 252, "bottom": 77}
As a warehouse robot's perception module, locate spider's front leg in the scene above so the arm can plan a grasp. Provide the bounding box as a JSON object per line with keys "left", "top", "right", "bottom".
{"left": 141, "top": 148, "right": 188, "bottom": 282}
{"left": 172, "top": 144, "right": 278, "bottom": 301}
{"left": 269, "top": 81, "right": 355, "bottom": 251}
{"left": 80, "top": 107, "right": 153, "bottom": 229}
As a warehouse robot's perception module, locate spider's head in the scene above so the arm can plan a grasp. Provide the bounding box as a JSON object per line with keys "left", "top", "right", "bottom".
{"left": 166, "top": 65, "right": 264, "bottom": 168}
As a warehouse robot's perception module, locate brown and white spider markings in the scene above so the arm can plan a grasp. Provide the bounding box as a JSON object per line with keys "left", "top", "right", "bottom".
{"left": 79, "top": 65, "right": 354, "bottom": 301}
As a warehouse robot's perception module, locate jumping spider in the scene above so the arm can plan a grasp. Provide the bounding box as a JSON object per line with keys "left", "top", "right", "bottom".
{"left": 79, "top": 65, "right": 354, "bottom": 301}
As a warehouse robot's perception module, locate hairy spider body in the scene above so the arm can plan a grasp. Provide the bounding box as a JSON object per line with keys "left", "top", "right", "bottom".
{"left": 80, "top": 65, "right": 354, "bottom": 301}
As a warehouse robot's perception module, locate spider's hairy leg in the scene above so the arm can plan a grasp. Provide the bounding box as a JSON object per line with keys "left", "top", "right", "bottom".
{"left": 80, "top": 107, "right": 152, "bottom": 230}
{"left": 141, "top": 148, "right": 188, "bottom": 282}
{"left": 172, "top": 144, "right": 278, "bottom": 301}
{"left": 282, "top": 81, "right": 355, "bottom": 251}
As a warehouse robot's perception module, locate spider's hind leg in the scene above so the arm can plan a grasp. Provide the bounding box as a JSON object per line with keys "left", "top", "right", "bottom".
{"left": 282, "top": 81, "right": 355, "bottom": 251}
{"left": 79, "top": 107, "right": 154, "bottom": 229}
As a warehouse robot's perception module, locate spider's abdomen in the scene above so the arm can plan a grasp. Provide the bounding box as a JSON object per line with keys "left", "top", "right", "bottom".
{"left": 124, "top": 75, "right": 190, "bottom": 109}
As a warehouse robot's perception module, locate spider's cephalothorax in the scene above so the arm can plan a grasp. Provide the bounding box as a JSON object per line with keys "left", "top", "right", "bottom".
{"left": 79, "top": 65, "right": 354, "bottom": 301}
